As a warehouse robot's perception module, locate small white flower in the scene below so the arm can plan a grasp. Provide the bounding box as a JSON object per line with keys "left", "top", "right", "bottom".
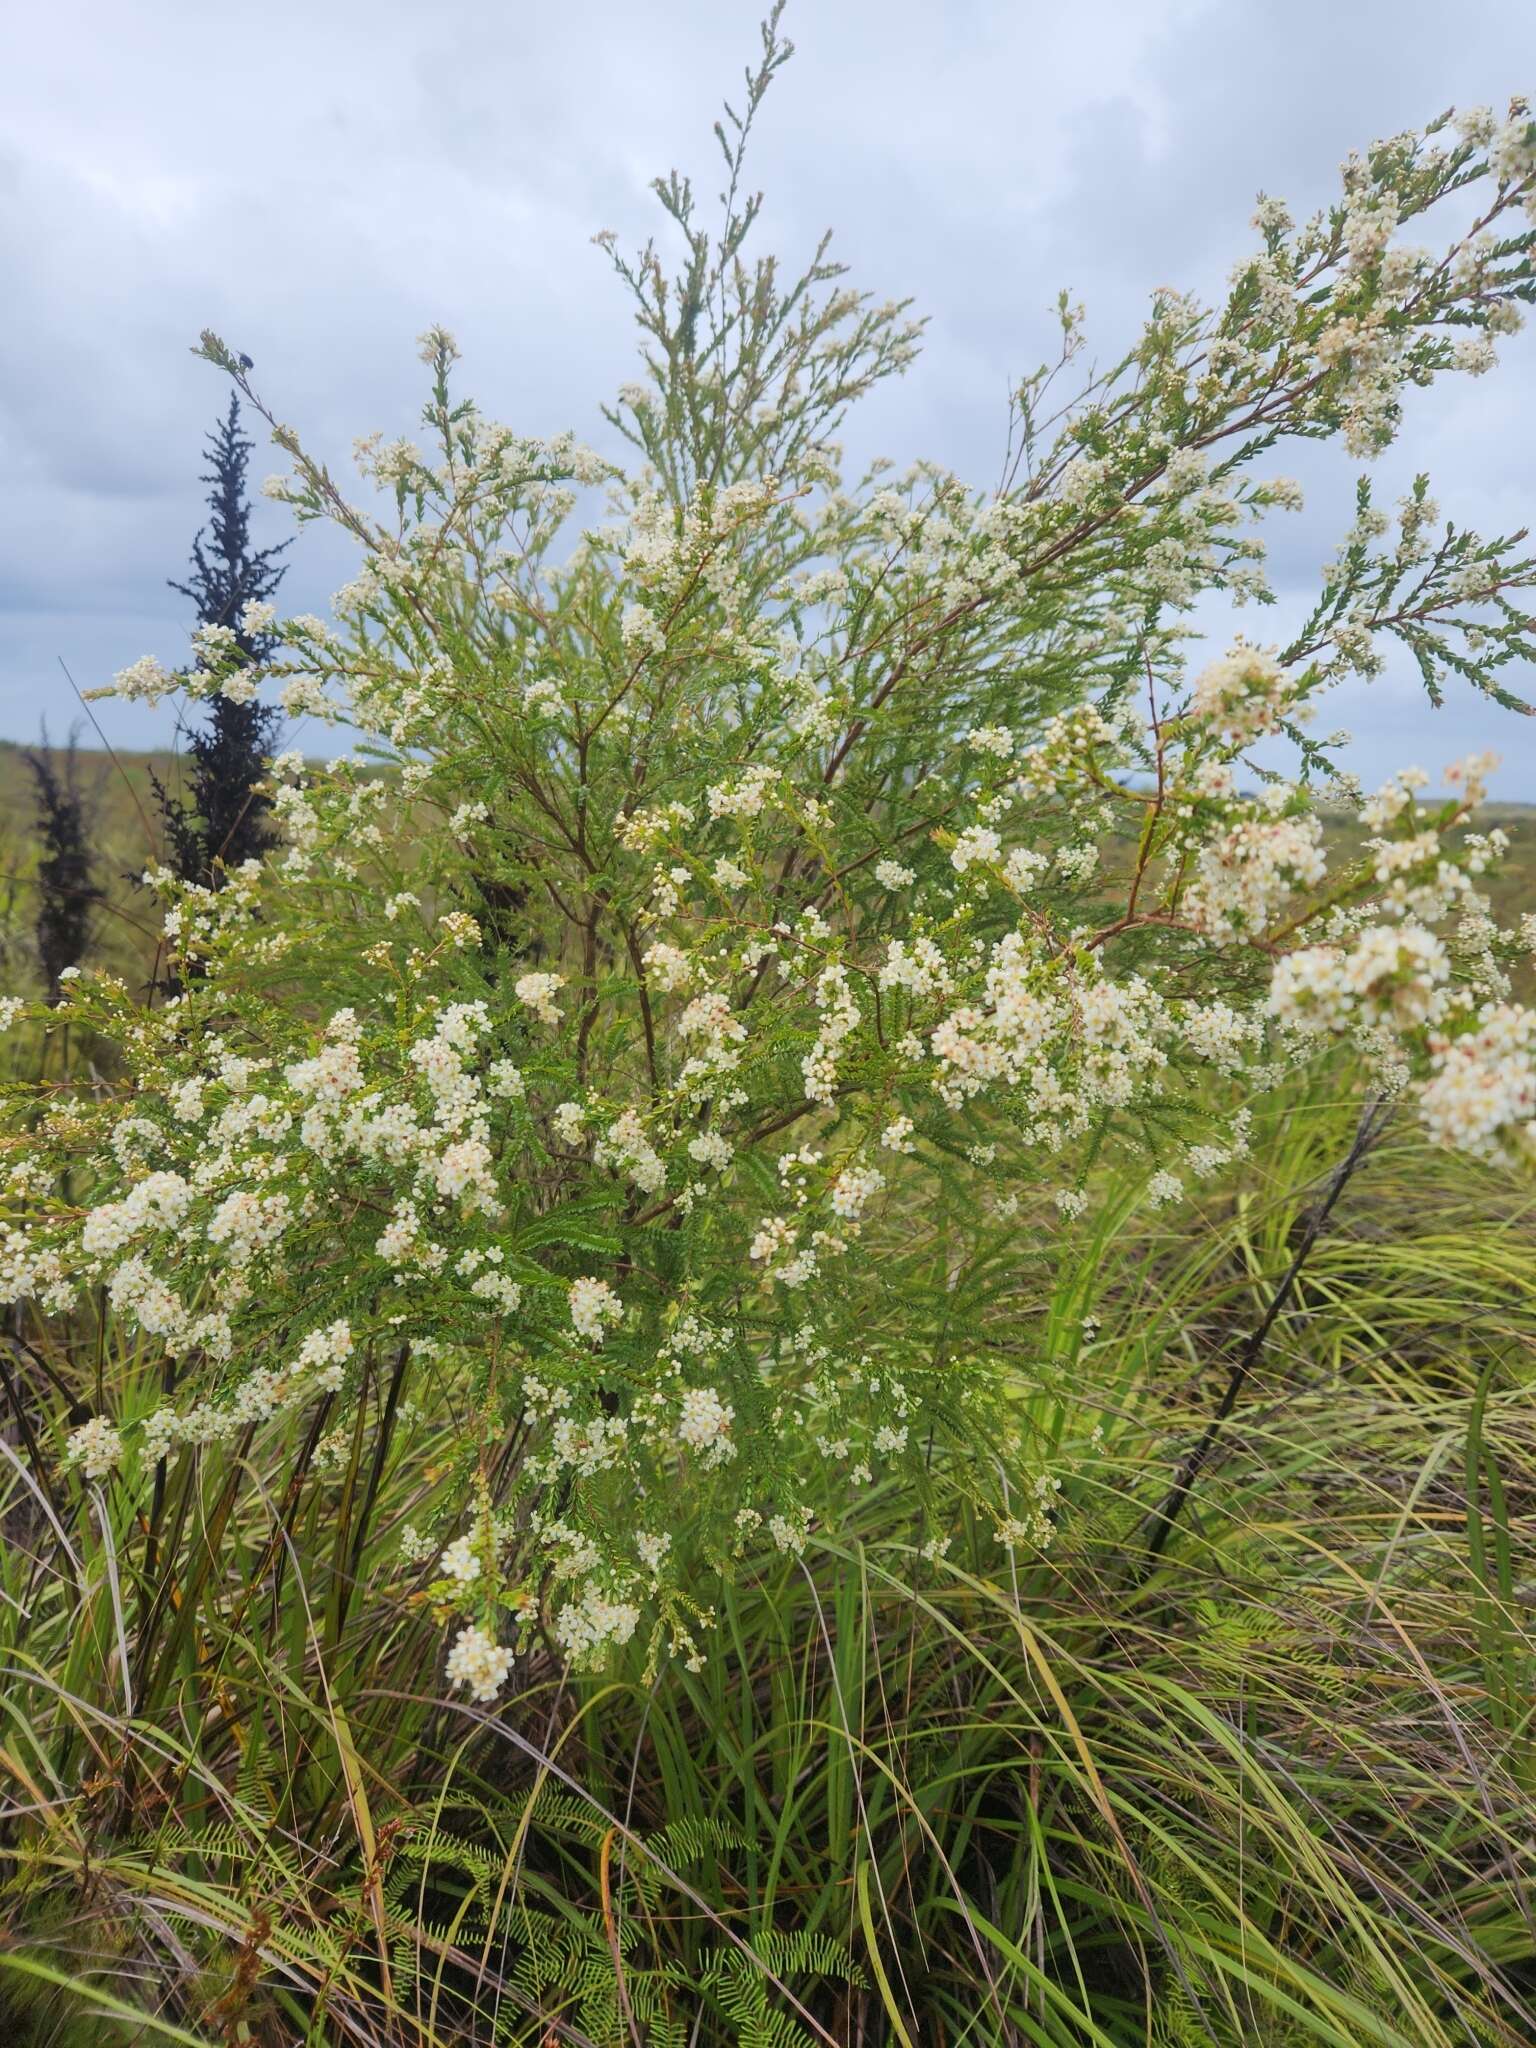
{"left": 440, "top": 1535, "right": 481, "bottom": 1585}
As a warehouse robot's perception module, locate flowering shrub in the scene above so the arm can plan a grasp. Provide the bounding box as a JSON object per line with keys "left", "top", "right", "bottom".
{"left": 6, "top": 53, "right": 1536, "bottom": 1696}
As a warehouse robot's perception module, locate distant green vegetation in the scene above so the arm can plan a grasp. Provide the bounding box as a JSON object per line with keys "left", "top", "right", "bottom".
{"left": 5, "top": 739, "right": 1532, "bottom": 1002}
{"left": 0, "top": 739, "right": 184, "bottom": 997}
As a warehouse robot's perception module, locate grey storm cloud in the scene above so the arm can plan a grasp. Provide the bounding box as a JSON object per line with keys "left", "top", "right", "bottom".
{"left": 2, "top": 0, "right": 1535, "bottom": 785}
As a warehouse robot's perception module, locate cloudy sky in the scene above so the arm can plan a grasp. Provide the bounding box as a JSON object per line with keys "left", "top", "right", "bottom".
{"left": 3, "top": 0, "right": 1535, "bottom": 788}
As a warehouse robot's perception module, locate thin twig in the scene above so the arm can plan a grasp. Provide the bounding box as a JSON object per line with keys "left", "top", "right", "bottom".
{"left": 1134, "top": 1094, "right": 1393, "bottom": 1578}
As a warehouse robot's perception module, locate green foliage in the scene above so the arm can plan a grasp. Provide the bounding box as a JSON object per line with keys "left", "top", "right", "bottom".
{"left": 1, "top": 1078, "right": 1534, "bottom": 2044}
{"left": 3, "top": 20, "right": 1536, "bottom": 2047}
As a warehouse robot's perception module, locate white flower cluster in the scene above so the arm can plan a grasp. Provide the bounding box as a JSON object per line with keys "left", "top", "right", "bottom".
{"left": 1187, "top": 813, "right": 1327, "bottom": 940}
{"left": 551, "top": 1586, "right": 641, "bottom": 1662}
{"left": 1418, "top": 1005, "right": 1536, "bottom": 1161}
{"left": 22, "top": 113, "right": 1536, "bottom": 1699}
{"left": 445, "top": 1623, "right": 515, "bottom": 1704}
{"left": 569, "top": 1275, "right": 623, "bottom": 1343}
{"left": 514, "top": 972, "right": 565, "bottom": 1024}
{"left": 1268, "top": 923, "right": 1451, "bottom": 1036}
{"left": 1190, "top": 641, "right": 1299, "bottom": 742}
{"left": 677, "top": 1385, "right": 735, "bottom": 1461}
{"left": 65, "top": 1415, "right": 124, "bottom": 1482}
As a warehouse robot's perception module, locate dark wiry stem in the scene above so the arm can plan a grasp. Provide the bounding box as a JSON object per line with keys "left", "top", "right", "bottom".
{"left": 1135, "top": 1094, "right": 1393, "bottom": 1577}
